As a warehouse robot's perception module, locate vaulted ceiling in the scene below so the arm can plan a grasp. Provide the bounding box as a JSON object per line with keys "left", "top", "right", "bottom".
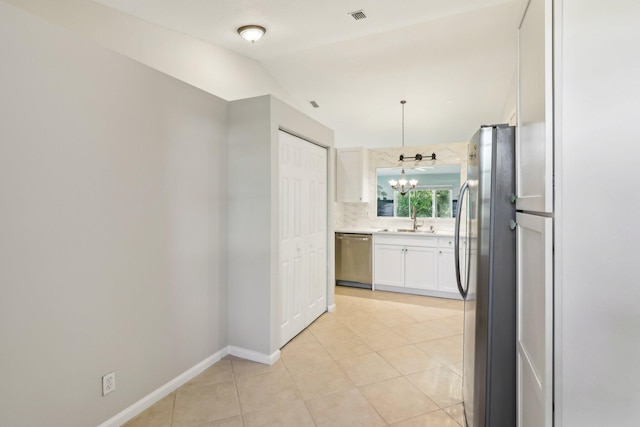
{"left": 91, "top": 0, "right": 525, "bottom": 147}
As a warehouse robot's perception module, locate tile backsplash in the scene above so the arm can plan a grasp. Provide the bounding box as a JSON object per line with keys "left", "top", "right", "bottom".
{"left": 335, "top": 142, "right": 468, "bottom": 231}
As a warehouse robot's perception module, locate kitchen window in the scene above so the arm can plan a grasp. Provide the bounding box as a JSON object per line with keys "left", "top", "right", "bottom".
{"left": 395, "top": 186, "right": 454, "bottom": 218}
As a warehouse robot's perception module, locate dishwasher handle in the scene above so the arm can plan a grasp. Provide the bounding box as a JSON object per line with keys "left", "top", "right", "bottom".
{"left": 336, "top": 234, "right": 372, "bottom": 241}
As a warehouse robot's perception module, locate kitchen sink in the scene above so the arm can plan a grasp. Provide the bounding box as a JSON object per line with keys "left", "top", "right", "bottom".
{"left": 379, "top": 228, "right": 437, "bottom": 234}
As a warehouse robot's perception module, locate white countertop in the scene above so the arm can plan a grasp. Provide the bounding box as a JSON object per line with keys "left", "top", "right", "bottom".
{"left": 335, "top": 228, "right": 455, "bottom": 237}
{"left": 334, "top": 228, "right": 380, "bottom": 234}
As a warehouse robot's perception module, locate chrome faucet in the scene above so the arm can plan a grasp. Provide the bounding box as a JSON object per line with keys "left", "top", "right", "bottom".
{"left": 411, "top": 206, "right": 421, "bottom": 231}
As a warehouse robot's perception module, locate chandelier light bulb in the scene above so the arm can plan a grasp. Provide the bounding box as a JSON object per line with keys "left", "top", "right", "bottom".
{"left": 390, "top": 167, "right": 417, "bottom": 195}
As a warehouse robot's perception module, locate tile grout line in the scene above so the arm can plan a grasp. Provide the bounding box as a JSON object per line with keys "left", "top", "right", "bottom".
{"left": 230, "top": 361, "right": 246, "bottom": 426}
{"left": 296, "top": 309, "right": 390, "bottom": 425}
{"left": 334, "top": 289, "right": 464, "bottom": 425}
{"left": 131, "top": 288, "right": 463, "bottom": 427}
{"left": 169, "top": 392, "right": 177, "bottom": 427}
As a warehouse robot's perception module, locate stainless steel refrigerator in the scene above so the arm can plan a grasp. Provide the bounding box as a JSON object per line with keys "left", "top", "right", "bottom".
{"left": 454, "top": 124, "right": 516, "bottom": 427}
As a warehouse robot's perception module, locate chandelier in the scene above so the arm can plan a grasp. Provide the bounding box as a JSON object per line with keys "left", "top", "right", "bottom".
{"left": 389, "top": 167, "right": 417, "bottom": 196}
{"left": 389, "top": 100, "right": 438, "bottom": 195}
{"left": 389, "top": 101, "right": 418, "bottom": 195}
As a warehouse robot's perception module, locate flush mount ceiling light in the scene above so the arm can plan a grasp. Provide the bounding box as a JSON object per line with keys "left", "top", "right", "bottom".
{"left": 237, "top": 25, "right": 266, "bottom": 43}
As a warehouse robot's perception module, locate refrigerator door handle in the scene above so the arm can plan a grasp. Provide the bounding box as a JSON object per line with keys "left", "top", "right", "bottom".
{"left": 455, "top": 180, "right": 470, "bottom": 298}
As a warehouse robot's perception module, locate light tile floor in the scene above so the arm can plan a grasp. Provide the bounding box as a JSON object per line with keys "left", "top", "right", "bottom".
{"left": 123, "top": 286, "right": 465, "bottom": 427}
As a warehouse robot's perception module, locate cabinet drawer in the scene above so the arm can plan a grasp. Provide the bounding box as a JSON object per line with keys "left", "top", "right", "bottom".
{"left": 438, "top": 237, "right": 455, "bottom": 248}
{"left": 375, "top": 234, "right": 438, "bottom": 247}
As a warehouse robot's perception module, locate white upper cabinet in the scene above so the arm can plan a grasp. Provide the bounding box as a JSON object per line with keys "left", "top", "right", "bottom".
{"left": 517, "top": 0, "right": 553, "bottom": 213}
{"left": 336, "top": 147, "right": 369, "bottom": 203}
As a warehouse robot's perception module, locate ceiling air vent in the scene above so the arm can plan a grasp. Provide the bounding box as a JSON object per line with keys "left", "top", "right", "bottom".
{"left": 310, "top": 101, "right": 320, "bottom": 108}
{"left": 348, "top": 10, "right": 367, "bottom": 20}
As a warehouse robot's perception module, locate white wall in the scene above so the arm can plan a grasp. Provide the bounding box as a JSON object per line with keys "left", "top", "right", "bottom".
{"left": 0, "top": 3, "right": 228, "bottom": 426}
{"left": 2, "top": 0, "right": 296, "bottom": 105}
{"left": 555, "top": 1, "right": 640, "bottom": 425}
{"left": 502, "top": 70, "right": 518, "bottom": 125}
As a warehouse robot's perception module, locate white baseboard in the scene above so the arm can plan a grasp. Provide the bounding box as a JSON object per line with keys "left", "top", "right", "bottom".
{"left": 228, "top": 345, "right": 281, "bottom": 365}
{"left": 97, "top": 345, "right": 281, "bottom": 427}
{"left": 327, "top": 303, "right": 336, "bottom": 312}
{"left": 374, "top": 284, "right": 463, "bottom": 300}
{"left": 97, "top": 347, "right": 229, "bottom": 427}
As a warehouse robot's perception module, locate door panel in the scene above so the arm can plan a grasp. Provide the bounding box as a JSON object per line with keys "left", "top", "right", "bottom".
{"left": 279, "top": 131, "right": 328, "bottom": 346}
{"left": 516, "top": 212, "right": 553, "bottom": 427}
{"left": 306, "top": 142, "right": 327, "bottom": 322}
{"left": 405, "top": 246, "right": 437, "bottom": 290}
{"left": 517, "top": 0, "right": 553, "bottom": 213}
{"left": 374, "top": 245, "right": 405, "bottom": 287}
{"left": 437, "top": 249, "right": 459, "bottom": 294}
{"left": 279, "top": 136, "right": 306, "bottom": 343}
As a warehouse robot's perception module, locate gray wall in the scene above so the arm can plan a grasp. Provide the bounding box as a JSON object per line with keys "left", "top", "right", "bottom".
{"left": 555, "top": 1, "right": 640, "bottom": 425}
{"left": 226, "top": 96, "right": 273, "bottom": 354}
{"left": 0, "top": 3, "right": 228, "bottom": 426}
{"left": 227, "top": 95, "right": 334, "bottom": 357}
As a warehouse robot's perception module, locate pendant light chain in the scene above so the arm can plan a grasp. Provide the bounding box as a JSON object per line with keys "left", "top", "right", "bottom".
{"left": 390, "top": 100, "right": 418, "bottom": 195}
{"left": 401, "top": 100, "right": 406, "bottom": 149}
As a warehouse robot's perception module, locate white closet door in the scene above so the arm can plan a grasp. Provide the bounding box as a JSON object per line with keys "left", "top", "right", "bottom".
{"left": 306, "top": 142, "right": 328, "bottom": 323}
{"left": 279, "top": 134, "right": 306, "bottom": 345}
{"left": 279, "top": 131, "right": 328, "bottom": 346}
{"left": 516, "top": 212, "right": 553, "bottom": 427}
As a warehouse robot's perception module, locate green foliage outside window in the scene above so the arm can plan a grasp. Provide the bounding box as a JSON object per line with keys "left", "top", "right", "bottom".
{"left": 436, "top": 190, "right": 451, "bottom": 218}
{"left": 396, "top": 188, "right": 452, "bottom": 218}
{"left": 396, "top": 193, "right": 410, "bottom": 217}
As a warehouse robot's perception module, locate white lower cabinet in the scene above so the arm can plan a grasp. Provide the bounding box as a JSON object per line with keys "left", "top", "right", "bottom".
{"left": 374, "top": 234, "right": 461, "bottom": 299}
{"left": 436, "top": 237, "right": 464, "bottom": 294}
{"left": 405, "top": 246, "right": 437, "bottom": 290}
{"left": 437, "top": 249, "right": 458, "bottom": 294}
{"left": 373, "top": 245, "right": 405, "bottom": 287}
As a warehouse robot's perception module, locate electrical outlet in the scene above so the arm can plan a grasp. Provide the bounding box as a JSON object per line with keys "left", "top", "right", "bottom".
{"left": 102, "top": 371, "right": 116, "bottom": 396}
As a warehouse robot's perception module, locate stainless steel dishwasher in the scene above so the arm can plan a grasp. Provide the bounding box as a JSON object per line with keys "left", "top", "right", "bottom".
{"left": 335, "top": 233, "right": 372, "bottom": 289}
